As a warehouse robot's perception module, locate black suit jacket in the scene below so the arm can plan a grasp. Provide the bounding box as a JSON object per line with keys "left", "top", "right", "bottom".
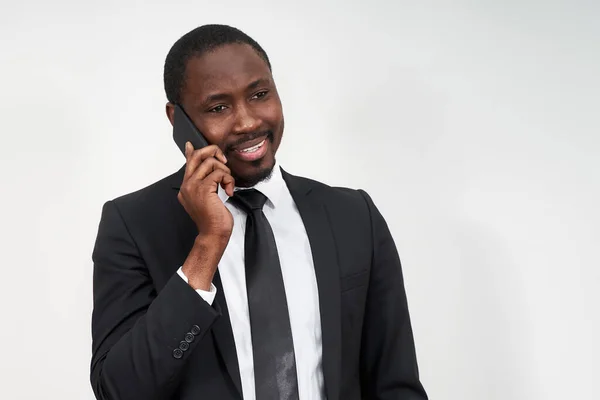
{"left": 90, "top": 166, "right": 427, "bottom": 400}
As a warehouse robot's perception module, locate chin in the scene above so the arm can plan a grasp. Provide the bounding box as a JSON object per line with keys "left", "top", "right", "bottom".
{"left": 233, "top": 157, "right": 275, "bottom": 188}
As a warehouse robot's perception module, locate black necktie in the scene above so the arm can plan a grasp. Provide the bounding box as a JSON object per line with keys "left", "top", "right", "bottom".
{"left": 229, "top": 189, "right": 300, "bottom": 400}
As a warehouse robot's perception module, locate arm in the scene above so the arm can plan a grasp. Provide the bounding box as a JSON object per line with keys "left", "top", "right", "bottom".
{"left": 90, "top": 200, "right": 220, "bottom": 400}
{"left": 358, "top": 190, "right": 428, "bottom": 400}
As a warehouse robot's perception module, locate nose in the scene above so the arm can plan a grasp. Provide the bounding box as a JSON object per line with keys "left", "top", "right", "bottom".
{"left": 231, "top": 103, "right": 261, "bottom": 135}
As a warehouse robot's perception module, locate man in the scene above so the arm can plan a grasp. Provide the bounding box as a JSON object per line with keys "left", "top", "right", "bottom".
{"left": 90, "top": 24, "right": 427, "bottom": 400}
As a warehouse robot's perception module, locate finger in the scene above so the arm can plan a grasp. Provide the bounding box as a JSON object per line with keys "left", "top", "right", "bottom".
{"left": 189, "top": 157, "right": 231, "bottom": 183}
{"left": 184, "top": 144, "right": 222, "bottom": 180}
{"left": 221, "top": 174, "right": 235, "bottom": 197}
{"left": 189, "top": 145, "right": 227, "bottom": 170}
{"left": 185, "top": 142, "right": 192, "bottom": 159}
{"left": 207, "top": 145, "right": 227, "bottom": 164}
{"left": 203, "top": 169, "right": 235, "bottom": 194}
{"left": 193, "top": 145, "right": 226, "bottom": 164}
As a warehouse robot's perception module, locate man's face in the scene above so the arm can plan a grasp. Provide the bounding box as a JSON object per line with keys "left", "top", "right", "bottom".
{"left": 167, "top": 43, "right": 284, "bottom": 188}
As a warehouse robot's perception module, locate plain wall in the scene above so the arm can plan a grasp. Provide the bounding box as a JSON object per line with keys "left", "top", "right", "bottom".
{"left": 0, "top": 0, "right": 599, "bottom": 399}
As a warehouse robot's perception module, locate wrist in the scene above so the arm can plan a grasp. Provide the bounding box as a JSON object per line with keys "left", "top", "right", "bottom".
{"left": 194, "top": 232, "right": 230, "bottom": 251}
{"left": 182, "top": 235, "right": 227, "bottom": 291}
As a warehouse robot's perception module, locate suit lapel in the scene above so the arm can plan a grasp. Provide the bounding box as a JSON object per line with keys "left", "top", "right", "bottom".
{"left": 283, "top": 169, "right": 342, "bottom": 400}
{"left": 171, "top": 166, "right": 243, "bottom": 398}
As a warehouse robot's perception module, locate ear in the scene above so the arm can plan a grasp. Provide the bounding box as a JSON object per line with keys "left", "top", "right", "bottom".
{"left": 165, "top": 102, "right": 175, "bottom": 126}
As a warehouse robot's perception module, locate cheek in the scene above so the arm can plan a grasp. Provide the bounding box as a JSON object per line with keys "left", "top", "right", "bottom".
{"left": 198, "top": 119, "right": 230, "bottom": 147}
{"left": 261, "top": 101, "right": 283, "bottom": 131}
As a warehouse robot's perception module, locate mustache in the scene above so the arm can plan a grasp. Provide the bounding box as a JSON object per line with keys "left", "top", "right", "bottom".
{"left": 224, "top": 130, "right": 273, "bottom": 152}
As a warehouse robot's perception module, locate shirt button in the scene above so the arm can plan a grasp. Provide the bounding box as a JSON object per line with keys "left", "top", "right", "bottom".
{"left": 191, "top": 325, "right": 201, "bottom": 336}
{"left": 179, "top": 341, "right": 190, "bottom": 352}
{"left": 173, "top": 348, "right": 183, "bottom": 359}
{"left": 185, "top": 333, "right": 195, "bottom": 343}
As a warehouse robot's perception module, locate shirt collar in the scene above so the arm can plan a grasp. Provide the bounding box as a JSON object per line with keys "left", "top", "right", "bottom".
{"left": 217, "top": 161, "right": 285, "bottom": 209}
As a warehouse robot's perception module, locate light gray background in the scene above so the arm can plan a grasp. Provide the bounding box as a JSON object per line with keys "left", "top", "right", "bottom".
{"left": 0, "top": 0, "right": 598, "bottom": 399}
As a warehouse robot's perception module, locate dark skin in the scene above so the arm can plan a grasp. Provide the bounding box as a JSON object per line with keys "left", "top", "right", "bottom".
{"left": 165, "top": 43, "right": 285, "bottom": 290}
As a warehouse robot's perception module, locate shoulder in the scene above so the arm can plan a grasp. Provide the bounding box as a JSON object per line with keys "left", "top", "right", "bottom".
{"left": 281, "top": 168, "right": 377, "bottom": 216}
{"left": 103, "top": 166, "right": 183, "bottom": 218}
{"left": 282, "top": 170, "right": 391, "bottom": 255}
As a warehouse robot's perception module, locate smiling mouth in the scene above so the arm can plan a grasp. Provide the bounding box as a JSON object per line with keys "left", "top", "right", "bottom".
{"left": 233, "top": 135, "right": 268, "bottom": 151}
{"left": 237, "top": 139, "right": 266, "bottom": 153}
{"left": 231, "top": 136, "right": 269, "bottom": 162}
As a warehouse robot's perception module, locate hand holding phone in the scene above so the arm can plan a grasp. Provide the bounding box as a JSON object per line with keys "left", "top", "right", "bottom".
{"left": 172, "top": 104, "right": 236, "bottom": 290}
{"left": 173, "top": 103, "right": 235, "bottom": 229}
{"left": 178, "top": 141, "right": 235, "bottom": 236}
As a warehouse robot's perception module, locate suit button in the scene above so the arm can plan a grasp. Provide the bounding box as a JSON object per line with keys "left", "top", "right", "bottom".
{"left": 185, "top": 333, "right": 195, "bottom": 343}
{"left": 173, "top": 348, "right": 183, "bottom": 359}
{"left": 179, "top": 341, "right": 189, "bottom": 351}
{"left": 191, "top": 325, "right": 201, "bottom": 336}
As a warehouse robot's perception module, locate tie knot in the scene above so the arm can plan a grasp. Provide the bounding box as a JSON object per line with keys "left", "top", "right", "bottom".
{"left": 230, "top": 189, "right": 268, "bottom": 212}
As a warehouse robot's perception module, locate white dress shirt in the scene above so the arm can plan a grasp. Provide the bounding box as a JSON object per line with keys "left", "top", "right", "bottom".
{"left": 178, "top": 163, "right": 325, "bottom": 400}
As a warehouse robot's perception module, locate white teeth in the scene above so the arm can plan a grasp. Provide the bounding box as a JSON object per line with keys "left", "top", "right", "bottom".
{"left": 240, "top": 140, "right": 265, "bottom": 153}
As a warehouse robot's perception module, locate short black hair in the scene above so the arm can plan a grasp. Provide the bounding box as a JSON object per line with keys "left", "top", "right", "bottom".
{"left": 163, "top": 24, "right": 272, "bottom": 104}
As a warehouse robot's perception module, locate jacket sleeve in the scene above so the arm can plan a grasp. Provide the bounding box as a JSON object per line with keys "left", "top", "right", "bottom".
{"left": 90, "top": 200, "right": 220, "bottom": 399}
{"left": 358, "top": 190, "right": 428, "bottom": 400}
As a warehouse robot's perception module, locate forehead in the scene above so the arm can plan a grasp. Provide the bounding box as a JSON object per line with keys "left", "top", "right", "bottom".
{"left": 183, "top": 43, "right": 271, "bottom": 97}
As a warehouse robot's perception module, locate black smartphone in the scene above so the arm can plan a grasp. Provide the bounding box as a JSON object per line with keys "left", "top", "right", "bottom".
{"left": 172, "top": 104, "right": 209, "bottom": 155}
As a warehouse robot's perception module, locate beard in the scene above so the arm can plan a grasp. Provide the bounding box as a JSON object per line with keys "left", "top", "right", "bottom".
{"left": 232, "top": 162, "right": 275, "bottom": 188}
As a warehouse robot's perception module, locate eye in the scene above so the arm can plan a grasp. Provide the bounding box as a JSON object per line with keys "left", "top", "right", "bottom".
{"left": 209, "top": 105, "right": 228, "bottom": 113}
{"left": 251, "top": 90, "right": 268, "bottom": 100}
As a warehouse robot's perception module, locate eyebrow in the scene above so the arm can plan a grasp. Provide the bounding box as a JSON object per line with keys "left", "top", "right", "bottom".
{"left": 202, "top": 78, "right": 270, "bottom": 104}
{"left": 247, "top": 78, "right": 269, "bottom": 90}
